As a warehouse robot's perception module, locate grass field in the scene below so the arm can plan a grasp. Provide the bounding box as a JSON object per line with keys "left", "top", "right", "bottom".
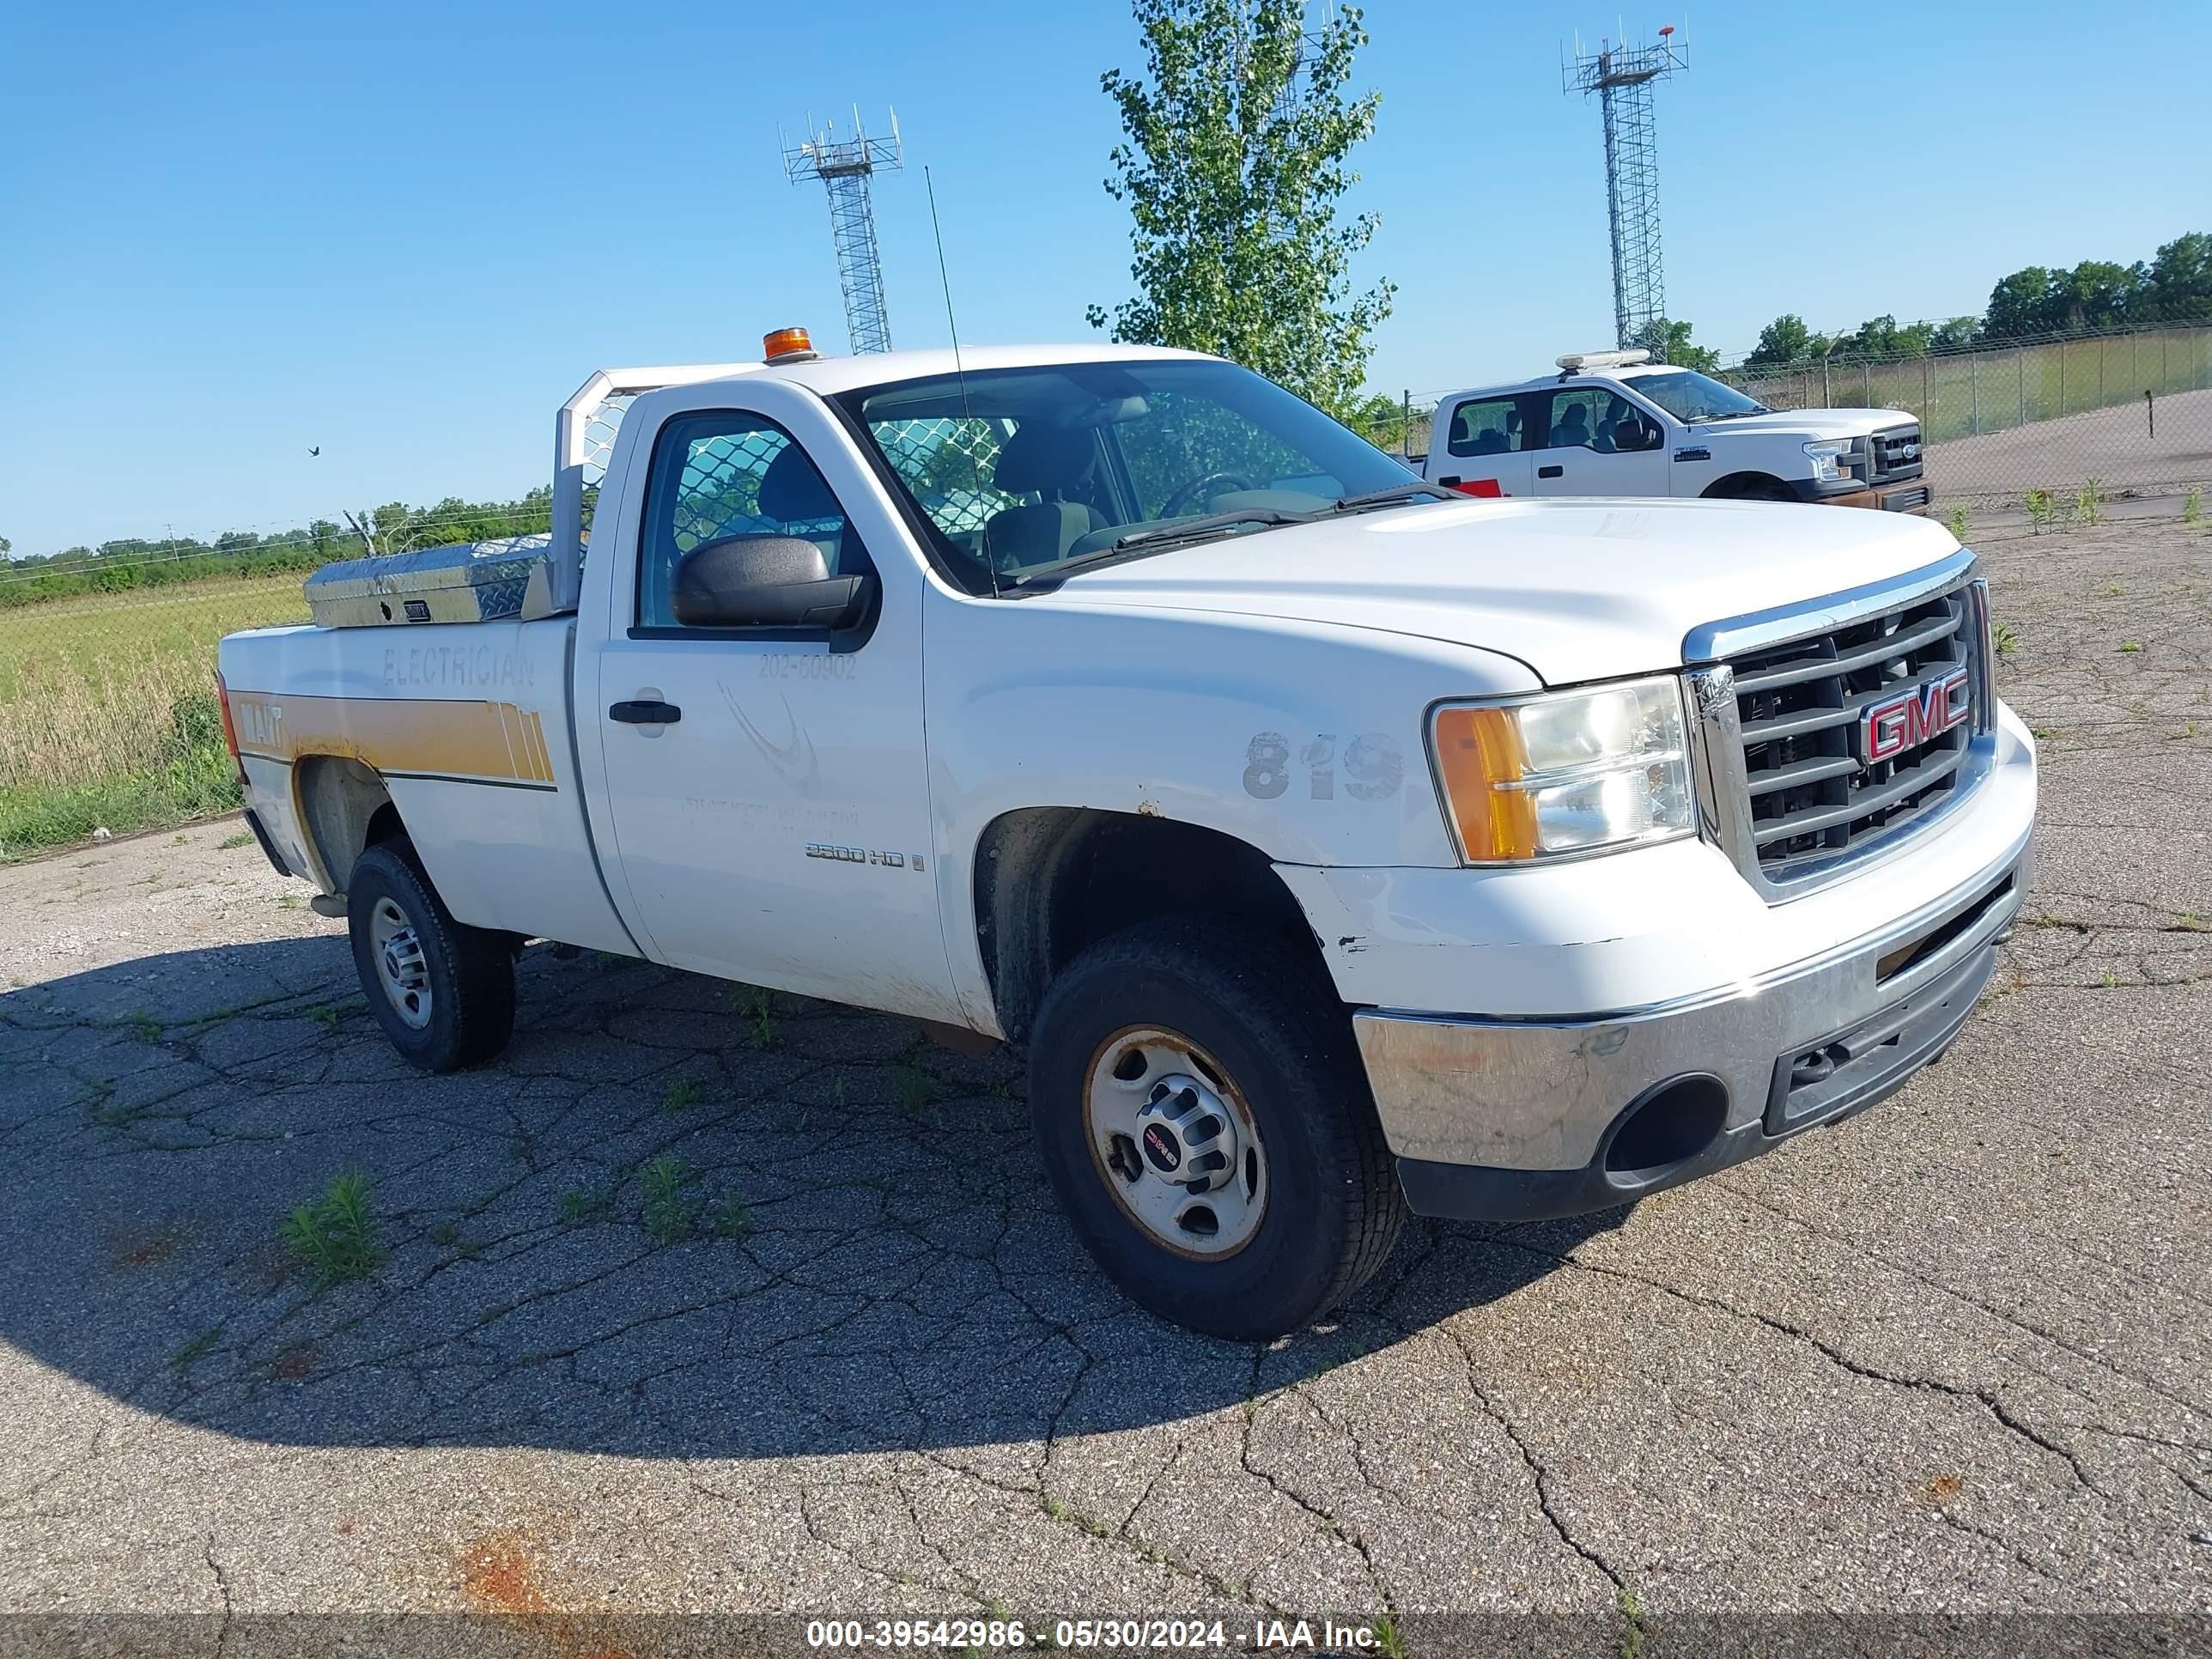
{"left": 0, "top": 573, "right": 308, "bottom": 857}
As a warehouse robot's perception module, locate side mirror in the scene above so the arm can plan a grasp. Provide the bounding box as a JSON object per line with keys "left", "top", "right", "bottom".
{"left": 672, "top": 535, "right": 872, "bottom": 629}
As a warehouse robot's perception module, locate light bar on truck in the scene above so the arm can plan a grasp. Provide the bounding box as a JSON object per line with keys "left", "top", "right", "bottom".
{"left": 1555, "top": 349, "right": 1652, "bottom": 374}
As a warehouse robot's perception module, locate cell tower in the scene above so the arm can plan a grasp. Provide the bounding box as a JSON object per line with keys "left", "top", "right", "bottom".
{"left": 1564, "top": 26, "right": 1686, "bottom": 357}
{"left": 781, "top": 109, "right": 904, "bottom": 355}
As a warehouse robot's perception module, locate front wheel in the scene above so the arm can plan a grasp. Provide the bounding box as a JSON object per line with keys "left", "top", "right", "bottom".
{"left": 1709, "top": 476, "right": 1795, "bottom": 502}
{"left": 347, "top": 840, "right": 515, "bottom": 1072}
{"left": 1027, "top": 921, "right": 1404, "bottom": 1340}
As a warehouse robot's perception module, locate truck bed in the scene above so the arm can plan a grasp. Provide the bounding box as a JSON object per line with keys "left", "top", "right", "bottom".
{"left": 216, "top": 614, "right": 634, "bottom": 954}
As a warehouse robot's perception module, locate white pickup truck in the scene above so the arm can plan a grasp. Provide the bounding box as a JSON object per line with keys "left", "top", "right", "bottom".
{"left": 1422, "top": 349, "right": 1934, "bottom": 513}
{"left": 218, "top": 334, "right": 2035, "bottom": 1340}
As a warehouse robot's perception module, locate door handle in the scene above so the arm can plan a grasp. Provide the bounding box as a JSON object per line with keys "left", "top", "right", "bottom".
{"left": 609, "top": 700, "right": 682, "bottom": 725}
{"left": 1538, "top": 465, "right": 1564, "bottom": 479}
{"left": 1437, "top": 474, "right": 1462, "bottom": 486}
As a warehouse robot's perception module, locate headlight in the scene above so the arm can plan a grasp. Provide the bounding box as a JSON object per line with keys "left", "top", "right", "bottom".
{"left": 1802, "top": 439, "right": 1854, "bottom": 483}
{"left": 1429, "top": 678, "right": 1694, "bottom": 863}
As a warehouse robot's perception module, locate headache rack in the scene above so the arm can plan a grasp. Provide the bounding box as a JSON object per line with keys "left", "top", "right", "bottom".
{"left": 533, "top": 362, "right": 761, "bottom": 617}
{"left": 1684, "top": 551, "right": 1996, "bottom": 901}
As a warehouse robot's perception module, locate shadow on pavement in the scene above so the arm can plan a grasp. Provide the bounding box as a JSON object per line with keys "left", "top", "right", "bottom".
{"left": 0, "top": 937, "right": 1617, "bottom": 1461}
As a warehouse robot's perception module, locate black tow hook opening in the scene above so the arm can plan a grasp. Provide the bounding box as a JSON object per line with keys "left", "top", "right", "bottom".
{"left": 1604, "top": 1074, "right": 1730, "bottom": 1184}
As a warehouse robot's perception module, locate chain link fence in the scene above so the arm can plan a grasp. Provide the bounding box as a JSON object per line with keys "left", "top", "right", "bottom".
{"left": 1348, "top": 317, "right": 2212, "bottom": 530}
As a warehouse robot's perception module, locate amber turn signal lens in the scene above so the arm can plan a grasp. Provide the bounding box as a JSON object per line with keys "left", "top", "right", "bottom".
{"left": 1431, "top": 706, "right": 1539, "bottom": 861}
{"left": 763, "top": 326, "right": 815, "bottom": 362}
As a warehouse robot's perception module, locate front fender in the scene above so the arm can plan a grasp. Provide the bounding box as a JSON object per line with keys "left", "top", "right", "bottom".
{"left": 923, "top": 590, "right": 1535, "bottom": 1024}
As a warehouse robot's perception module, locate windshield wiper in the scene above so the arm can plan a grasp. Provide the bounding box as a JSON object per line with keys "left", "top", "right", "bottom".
{"left": 1112, "top": 507, "right": 1316, "bottom": 550}
{"left": 1703, "top": 406, "right": 1772, "bottom": 420}
{"left": 1329, "top": 481, "right": 1455, "bottom": 514}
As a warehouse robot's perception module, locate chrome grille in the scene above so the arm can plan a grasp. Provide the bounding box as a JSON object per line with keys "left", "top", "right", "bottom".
{"left": 1724, "top": 583, "right": 1979, "bottom": 879}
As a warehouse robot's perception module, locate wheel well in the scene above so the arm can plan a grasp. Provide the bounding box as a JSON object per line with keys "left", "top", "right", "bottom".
{"left": 1703, "top": 471, "right": 1792, "bottom": 501}
{"left": 973, "top": 808, "right": 1323, "bottom": 1042}
{"left": 295, "top": 756, "right": 402, "bottom": 892}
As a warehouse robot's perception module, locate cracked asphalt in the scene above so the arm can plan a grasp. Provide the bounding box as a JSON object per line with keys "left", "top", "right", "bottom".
{"left": 1, "top": 520, "right": 2207, "bottom": 1655}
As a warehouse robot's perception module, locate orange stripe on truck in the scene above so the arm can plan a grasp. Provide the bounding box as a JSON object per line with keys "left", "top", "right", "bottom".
{"left": 228, "top": 693, "right": 557, "bottom": 789}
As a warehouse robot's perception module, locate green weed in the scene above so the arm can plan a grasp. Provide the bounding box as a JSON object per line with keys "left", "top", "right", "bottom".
{"left": 2119, "top": 641, "right": 2142, "bottom": 653}
{"left": 426, "top": 1219, "right": 482, "bottom": 1259}
{"left": 125, "top": 1012, "right": 161, "bottom": 1043}
{"left": 1373, "top": 1614, "right": 1408, "bottom": 1659}
{"left": 893, "top": 1066, "right": 934, "bottom": 1111}
{"left": 708, "top": 1190, "right": 753, "bottom": 1240}
{"left": 2185, "top": 487, "right": 2203, "bottom": 525}
{"left": 2025, "top": 489, "right": 2056, "bottom": 532}
{"left": 660, "top": 1079, "right": 703, "bottom": 1113}
{"left": 216, "top": 830, "right": 253, "bottom": 850}
{"left": 279, "top": 1172, "right": 386, "bottom": 1289}
{"left": 639, "top": 1155, "right": 698, "bottom": 1243}
{"left": 2075, "top": 478, "right": 2103, "bottom": 526}
{"left": 744, "top": 985, "right": 776, "bottom": 1048}
{"left": 1991, "top": 621, "right": 2018, "bottom": 658}
{"left": 169, "top": 1325, "right": 222, "bottom": 1374}
{"left": 559, "top": 1186, "right": 614, "bottom": 1224}
{"left": 1945, "top": 504, "right": 1969, "bottom": 542}
{"left": 1619, "top": 1586, "right": 1647, "bottom": 1659}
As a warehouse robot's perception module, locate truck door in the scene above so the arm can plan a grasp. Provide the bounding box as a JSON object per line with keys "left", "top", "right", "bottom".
{"left": 1526, "top": 385, "right": 1672, "bottom": 498}
{"left": 1427, "top": 394, "right": 1536, "bottom": 499}
{"left": 586, "top": 392, "right": 966, "bottom": 1025}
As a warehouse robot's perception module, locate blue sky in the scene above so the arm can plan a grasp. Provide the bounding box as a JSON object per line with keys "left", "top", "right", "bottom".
{"left": 2, "top": 0, "right": 2194, "bottom": 556}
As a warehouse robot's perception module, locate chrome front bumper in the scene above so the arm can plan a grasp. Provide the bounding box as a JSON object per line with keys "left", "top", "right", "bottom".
{"left": 1351, "top": 833, "right": 2029, "bottom": 1221}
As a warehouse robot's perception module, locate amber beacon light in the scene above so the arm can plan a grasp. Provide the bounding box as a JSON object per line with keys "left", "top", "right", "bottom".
{"left": 763, "top": 326, "right": 819, "bottom": 362}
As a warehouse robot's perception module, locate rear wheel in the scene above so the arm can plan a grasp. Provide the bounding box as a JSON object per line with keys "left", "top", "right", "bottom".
{"left": 347, "top": 840, "right": 515, "bottom": 1072}
{"left": 1027, "top": 921, "right": 1404, "bottom": 1340}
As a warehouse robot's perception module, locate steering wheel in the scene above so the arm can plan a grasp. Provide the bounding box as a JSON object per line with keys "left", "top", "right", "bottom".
{"left": 1157, "top": 471, "right": 1256, "bottom": 520}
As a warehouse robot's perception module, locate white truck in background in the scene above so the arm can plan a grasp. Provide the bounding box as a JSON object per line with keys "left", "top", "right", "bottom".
{"left": 1422, "top": 349, "right": 1933, "bottom": 511}
{"left": 217, "top": 331, "right": 2034, "bottom": 1340}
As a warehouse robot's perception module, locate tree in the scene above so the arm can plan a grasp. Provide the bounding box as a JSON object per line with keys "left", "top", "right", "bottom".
{"left": 1085, "top": 0, "right": 1393, "bottom": 418}
{"left": 1747, "top": 313, "right": 1814, "bottom": 369}
{"left": 1655, "top": 319, "right": 1720, "bottom": 372}
{"left": 2145, "top": 233, "right": 2212, "bottom": 321}
{"left": 0, "top": 536, "right": 10, "bottom": 556}
{"left": 1346, "top": 390, "right": 1405, "bottom": 449}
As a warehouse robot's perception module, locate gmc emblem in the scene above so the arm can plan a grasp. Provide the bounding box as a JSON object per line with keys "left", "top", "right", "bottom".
{"left": 1862, "top": 667, "right": 1972, "bottom": 763}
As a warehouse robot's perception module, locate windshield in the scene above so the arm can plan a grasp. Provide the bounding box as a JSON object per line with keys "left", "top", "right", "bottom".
{"left": 839, "top": 359, "right": 1422, "bottom": 591}
{"left": 1627, "top": 370, "right": 1769, "bottom": 422}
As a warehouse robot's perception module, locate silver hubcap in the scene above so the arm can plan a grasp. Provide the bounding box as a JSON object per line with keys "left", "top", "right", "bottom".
{"left": 368, "top": 896, "right": 432, "bottom": 1030}
{"left": 1085, "top": 1027, "right": 1267, "bottom": 1259}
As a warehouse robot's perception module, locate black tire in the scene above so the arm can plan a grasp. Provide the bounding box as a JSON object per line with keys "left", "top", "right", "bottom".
{"left": 347, "top": 839, "right": 515, "bottom": 1073}
{"left": 1026, "top": 920, "right": 1404, "bottom": 1340}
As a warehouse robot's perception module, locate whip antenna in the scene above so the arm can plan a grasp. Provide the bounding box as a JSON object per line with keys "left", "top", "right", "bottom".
{"left": 925, "top": 165, "right": 999, "bottom": 598}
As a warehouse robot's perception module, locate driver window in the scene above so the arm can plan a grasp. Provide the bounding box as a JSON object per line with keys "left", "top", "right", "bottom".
{"left": 637, "top": 412, "right": 869, "bottom": 629}
{"left": 1594, "top": 392, "right": 1656, "bottom": 453}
